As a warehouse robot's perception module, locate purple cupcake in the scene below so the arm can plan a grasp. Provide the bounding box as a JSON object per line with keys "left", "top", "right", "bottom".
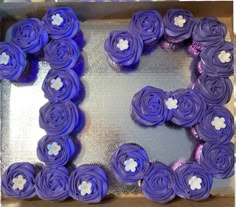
{"left": 69, "top": 164, "right": 108, "bottom": 203}
{"left": 42, "top": 7, "right": 79, "bottom": 39}
{"left": 141, "top": 162, "right": 176, "bottom": 204}
{"left": 39, "top": 101, "right": 80, "bottom": 136}
{"left": 194, "top": 106, "right": 233, "bottom": 144}
{"left": 174, "top": 163, "right": 213, "bottom": 201}
{"left": 42, "top": 68, "right": 80, "bottom": 102}
{"left": 37, "top": 135, "right": 75, "bottom": 167}
{"left": 197, "top": 143, "right": 234, "bottom": 179}
{"left": 193, "top": 74, "right": 233, "bottom": 105}
{"left": 35, "top": 166, "right": 69, "bottom": 201}
{"left": 129, "top": 10, "right": 164, "bottom": 53}
{"left": 189, "top": 17, "right": 227, "bottom": 56}
{"left": 169, "top": 88, "right": 207, "bottom": 127}
{"left": 104, "top": 30, "right": 143, "bottom": 70}
{"left": 131, "top": 86, "right": 171, "bottom": 127}
{"left": 163, "top": 9, "right": 195, "bottom": 43}
{"left": 44, "top": 39, "right": 82, "bottom": 73}
{"left": 9, "top": 18, "right": 48, "bottom": 54}
{"left": 198, "top": 41, "right": 233, "bottom": 78}
{"left": 2, "top": 162, "right": 36, "bottom": 199}
{"left": 110, "top": 143, "right": 150, "bottom": 185}
{"left": 0, "top": 42, "right": 27, "bottom": 81}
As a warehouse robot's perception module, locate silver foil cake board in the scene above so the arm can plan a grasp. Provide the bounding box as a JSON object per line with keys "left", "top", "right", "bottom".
{"left": 0, "top": 2, "right": 234, "bottom": 197}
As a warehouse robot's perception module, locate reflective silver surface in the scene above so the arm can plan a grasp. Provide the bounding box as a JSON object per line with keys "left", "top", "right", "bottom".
{"left": 1, "top": 21, "right": 234, "bottom": 195}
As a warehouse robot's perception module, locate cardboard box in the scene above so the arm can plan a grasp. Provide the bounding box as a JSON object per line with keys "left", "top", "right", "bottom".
{"left": 0, "top": 2, "right": 234, "bottom": 207}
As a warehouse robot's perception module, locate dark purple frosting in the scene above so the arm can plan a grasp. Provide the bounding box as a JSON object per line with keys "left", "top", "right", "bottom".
{"left": 104, "top": 30, "right": 143, "bottom": 68}
{"left": 44, "top": 39, "right": 79, "bottom": 70}
{"left": 2, "top": 162, "right": 36, "bottom": 199}
{"left": 193, "top": 74, "right": 233, "bottom": 105}
{"left": 42, "top": 68, "right": 80, "bottom": 102}
{"left": 129, "top": 10, "right": 164, "bottom": 46}
{"left": 131, "top": 86, "right": 171, "bottom": 126}
{"left": 163, "top": 9, "right": 195, "bottom": 42}
{"left": 192, "top": 17, "right": 227, "bottom": 48}
{"left": 0, "top": 42, "right": 27, "bottom": 80}
{"left": 37, "top": 135, "right": 75, "bottom": 167}
{"left": 110, "top": 143, "right": 149, "bottom": 185}
{"left": 174, "top": 163, "right": 213, "bottom": 201}
{"left": 39, "top": 101, "right": 79, "bottom": 136}
{"left": 199, "top": 41, "right": 233, "bottom": 78}
{"left": 170, "top": 88, "right": 207, "bottom": 127}
{"left": 69, "top": 164, "right": 108, "bottom": 203}
{"left": 194, "top": 106, "right": 233, "bottom": 144}
{"left": 10, "top": 18, "right": 48, "bottom": 54}
{"left": 35, "top": 166, "right": 69, "bottom": 201}
{"left": 141, "top": 162, "right": 176, "bottom": 204}
{"left": 200, "top": 143, "right": 234, "bottom": 179}
{"left": 42, "top": 7, "right": 79, "bottom": 39}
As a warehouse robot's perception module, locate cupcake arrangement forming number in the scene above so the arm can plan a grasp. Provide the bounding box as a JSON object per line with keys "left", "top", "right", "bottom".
{"left": 105, "top": 9, "right": 234, "bottom": 203}
{"left": 1, "top": 7, "right": 108, "bottom": 204}
{"left": 1, "top": 8, "right": 234, "bottom": 204}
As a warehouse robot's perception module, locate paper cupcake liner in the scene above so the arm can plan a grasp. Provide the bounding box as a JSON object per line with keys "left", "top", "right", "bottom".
{"left": 194, "top": 144, "right": 204, "bottom": 163}
{"left": 171, "top": 159, "right": 187, "bottom": 171}
{"left": 187, "top": 41, "right": 203, "bottom": 57}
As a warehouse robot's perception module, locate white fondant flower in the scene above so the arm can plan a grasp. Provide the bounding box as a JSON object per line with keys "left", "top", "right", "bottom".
{"left": 0, "top": 52, "right": 10, "bottom": 65}
{"left": 51, "top": 13, "right": 64, "bottom": 26}
{"left": 50, "top": 77, "right": 63, "bottom": 91}
{"left": 165, "top": 98, "right": 178, "bottom": 110}
{"left": 218, "top": 50, "right": 231, "bottom": 63}
{"left": 117, "top": 39, "right": 129, "bottom": 51}
{"left": 174, "top": 15, "right": 187, "bottom": 28}
{"left": 211, "top": 116, "right": 226, "bottom": 130}
{"left": 12, "top": 175, "right": 27, "bottom": 191}
{"left": 124, "top": 158, "right": 138, "bottom": 172}
{"left": 47, "top": 142, "right": 62, "bottom": 156}
{"left": 78, "top": 181, "right": 92, "bottom": 196}
{"left": 188, "top": 176, "right": 202, "bottom": 191}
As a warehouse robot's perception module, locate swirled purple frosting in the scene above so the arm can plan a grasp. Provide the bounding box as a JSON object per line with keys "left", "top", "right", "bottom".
{"left": 2, "top": 162, "right": 36, "bottom": 199}
{"left": 35, "top": 166, "right": 69, "bottom": 201}
{"left": 110, "top": 143, "right": 149, "bottom": 185}
{"left": 163, "top": 9, "right": 195, "bottom": 42}
{"left": 174, "top": 163, "right": 213, "bottom": 201}
{"left": 193, "top": 74, "right": 233, "bottom": 105}
{"left": 199, "top": 41, "right": 233, "bottom": 78}
{"left": 42, "top": 68, "right": 80, "bottom": 102}
{"left": 0, "top": 42, "right": 27, "bottom": 80}
{"left": 69, "top": 164, "right": 108, "bottom": 203}
{"left": 170, "top": 89, "right": 207, "bottom": 127}
{"left": 192, "top": 16, "right": 227, "bottom": 48}
{"left": 131, "top": 86, "right": 171, "bottom": 126}
{"left": 44, "top": 39, "right": 80, "bottom": 70}
{"left": 37, "top": 135, "right": 75, "bottom": 167}
{"left": 42, "top": 7, "right": 79, "bottom": 39}
{"left": 9, "top": 18, "right": 48, "bottom": 54}
{"left": 129, "top": 10, "right": 164, "bottom": 47}
{"left": 200, "top": 143, "right": 234, "bottom": 179}
{"left": 141, "top": 162, "right": 176, "bottom": 204}
{"left": 39, "top": 101, "right": 79, "bottom": 136}
{"left": 194, "top": 106, "right": 233, "bottom": 144}
{"left": 104, "top": 30, "right": 143, "bottom": 68}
